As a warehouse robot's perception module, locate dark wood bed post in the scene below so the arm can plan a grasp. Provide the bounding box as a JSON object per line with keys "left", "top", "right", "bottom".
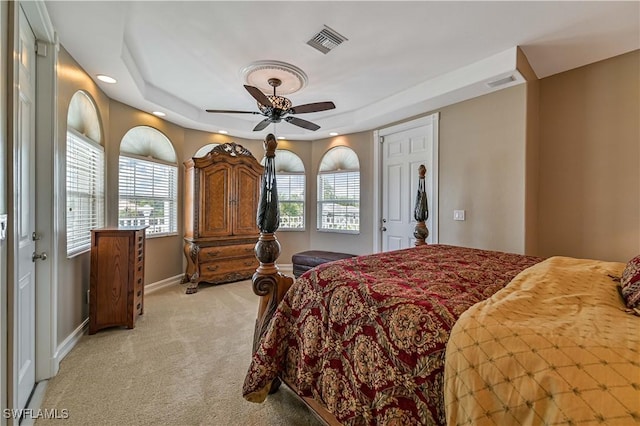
{"left": 252, "top": 134, "right": 294, "bottom": 356}
{"left": 413, "top": 164, "right": 429, "bottom": 246}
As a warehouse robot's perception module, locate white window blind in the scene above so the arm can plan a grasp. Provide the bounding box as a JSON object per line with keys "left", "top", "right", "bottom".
{"left": 317, "top": 170, "right": 360, "bottom": 233}
{"left": 66, "top": 130, "right": 105, "bottom": 257}
{"left": 276, "top": 173, "right": 305, "bottom": 229}
{"left": 118, "top": 155, "right": 178, "bottom": 236}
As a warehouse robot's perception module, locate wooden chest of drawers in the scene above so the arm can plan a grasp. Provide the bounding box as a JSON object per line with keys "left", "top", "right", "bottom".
{"left": 184, "top": 239, "right": 258, "bottom": 288}
{"left": 89, "top": 226, "right": 147, "bottom": 334}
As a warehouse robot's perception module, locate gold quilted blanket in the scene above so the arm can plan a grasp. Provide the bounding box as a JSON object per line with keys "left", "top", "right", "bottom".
{"left": 444, "top": 256, "right": 640, "bottom": 425}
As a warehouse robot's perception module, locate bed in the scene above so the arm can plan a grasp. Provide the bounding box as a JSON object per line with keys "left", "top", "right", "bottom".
{"left": 244, "top": 134, "right": 639, "bottom": 425}
{"left": 444, "top": 256, "right": 640, "bottom": 425}
{"left": 244, "top": 244, "right": 541, "bottom": 424}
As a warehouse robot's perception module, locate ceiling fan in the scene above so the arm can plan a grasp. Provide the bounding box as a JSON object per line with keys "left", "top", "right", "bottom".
{"left": 206, "top": 78, "right": 336, "bottom": 131}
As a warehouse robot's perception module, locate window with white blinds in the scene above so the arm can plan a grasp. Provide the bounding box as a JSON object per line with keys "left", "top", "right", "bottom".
{"left": 66, "top": 130, "right": 105, "bottom": 257}
{"left": 277, "top": 173, "right": 305, "bottom": 229}
{"left": 118, "top": 155, "right": 178, "bottom": 236}
{"left": 317, "top": 170, "right": 360, "bottom": 233}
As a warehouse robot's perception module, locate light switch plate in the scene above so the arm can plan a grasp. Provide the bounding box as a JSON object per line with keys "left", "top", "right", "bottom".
{"left": 453, "top": 210, "right": 465, "bottom": 221}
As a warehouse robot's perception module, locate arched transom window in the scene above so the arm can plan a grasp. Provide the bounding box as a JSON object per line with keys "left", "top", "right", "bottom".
{"left": 262, "top": 150, "right": 306, "bottom": 230}
{"left": 317, "top": 146, "right": 360, "bottom": 233}
{"left": 193, "top": 143, "right": 219, "bottom": 158}
{"left": 118, "top": 126, "right": 178, "bottom": 236}
{"left": 66, "top": 91, "right": 104, "bottom": 257}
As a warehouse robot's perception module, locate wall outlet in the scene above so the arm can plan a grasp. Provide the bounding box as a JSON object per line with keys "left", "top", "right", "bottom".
{"left": 453, "top": 210, "right": 466, "bottom": 221}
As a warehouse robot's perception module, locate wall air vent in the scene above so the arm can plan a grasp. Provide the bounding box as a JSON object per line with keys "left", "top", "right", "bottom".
{"left": 486, "top": 75, "right": 516, "bottom": 88}
{"left": 307, "top": 25, "right": 348, "bottom": 54}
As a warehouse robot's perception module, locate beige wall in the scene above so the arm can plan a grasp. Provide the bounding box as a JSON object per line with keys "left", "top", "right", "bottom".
{"left": 438, "top": 85, "right": 528, "bottom": 254}
{"left": 537, "top": 50, "right": 639, "bottom": 262}
{"left": 56, "top": 47, "right": 112, "bottom": 342}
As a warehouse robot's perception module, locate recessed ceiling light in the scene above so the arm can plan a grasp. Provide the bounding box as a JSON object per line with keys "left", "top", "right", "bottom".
{"left": 96, "top": 74, "right": 117, "bottom": 84}
{"left": 152, "top": 111, "right": 166, "bottom": 117}
{"left": 329, "top": 132, "right": 339, "bottom": 136}
{"left": 218, "top": 130, "right": 228, "bottom": 134}
{"left": 277, "top": 136, "right": 286, "bottom": 140}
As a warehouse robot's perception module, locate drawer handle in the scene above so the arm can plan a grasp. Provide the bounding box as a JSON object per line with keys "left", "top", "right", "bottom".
{"left": 245, "top": 247, "right": 253, "bottom": 252}
{"left": 137, "top": 303, "right": 141, "bottom": 310}
{"left": 137, "top": 278, "right": 142, "bottom": 284}
{"left": 206, "top": 250, "right": 221, "bottom": 257}
{"left": 244, "top": 260, "right": 254, "bottom": 266}
{"left": 206, "top": 265, "right": 219, "bottom": 272}
{"left": 138, "top": 266, "right": 142, "bottom": 272}
{"left": 137, "top": 290, "right": 142, "bottom": 297}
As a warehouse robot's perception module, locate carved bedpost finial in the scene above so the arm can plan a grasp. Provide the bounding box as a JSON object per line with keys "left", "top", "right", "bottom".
{"left": 413, "top": 164, "right": 429, "bottom": 246}
{"left": 252, "top": 134, "right": 294, "bottom": 391}
{"left": 418, "top": 164, "right": 426, "bottom": 179}
{"left": 264, "top": 133, "right": 277, "bottom": 158}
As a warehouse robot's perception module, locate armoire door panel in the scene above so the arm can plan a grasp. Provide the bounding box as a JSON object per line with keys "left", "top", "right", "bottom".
{"left": 200, "top": 166, "right": 232, "bottom": 237}
{"left": 234, "top": 165, "right": 261, "bottom": 236}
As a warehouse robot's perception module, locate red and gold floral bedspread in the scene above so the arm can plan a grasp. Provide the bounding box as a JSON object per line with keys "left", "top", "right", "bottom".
{"left": 243, "top": 244, "right": 541, "bottom": 425}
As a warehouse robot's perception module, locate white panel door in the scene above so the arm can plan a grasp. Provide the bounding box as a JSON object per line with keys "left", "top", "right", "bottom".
{"left": 381, "top": 123, "right": 435, "bottom": 251}
{"left": 15, "top": 7, "right": 37, "bottom": 411}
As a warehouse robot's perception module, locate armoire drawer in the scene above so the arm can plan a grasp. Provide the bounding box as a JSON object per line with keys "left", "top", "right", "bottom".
{"left": 199, "top": 255, "right": 258, "bottom": 279}
{"left": 198, "top": 244, "right": 255, "bottom": 261}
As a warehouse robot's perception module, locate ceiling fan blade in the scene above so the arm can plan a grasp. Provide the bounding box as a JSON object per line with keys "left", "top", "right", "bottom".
{"left": 289, "top": 101, "right": 336, "bottom": 114}
{"left": 244, "top": 85, "right": 273, "bottom": 107}
{"left": 285, "top": 116, "right": 321, "bottom": 131}
{"left": 205, "top": 109, "right": 261, "bottom": 114}
{"left": 253, "top": 118, "right": 272, "bottom": 131}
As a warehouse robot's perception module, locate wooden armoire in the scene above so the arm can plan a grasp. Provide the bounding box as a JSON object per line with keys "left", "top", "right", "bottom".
{"left": 183, "top": 142, "right": 263, "bottom": 294}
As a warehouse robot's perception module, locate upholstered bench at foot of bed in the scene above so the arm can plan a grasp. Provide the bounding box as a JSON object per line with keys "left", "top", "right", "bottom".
{"left": 292, "top": 250, "right": 356, "bottom": 278}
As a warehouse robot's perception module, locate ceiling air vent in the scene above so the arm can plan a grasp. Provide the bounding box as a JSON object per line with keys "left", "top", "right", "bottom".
{"left": 486, "top": 75, "right": 516, "bottom": 88}
{"left": 307, "top": 25, "right": 348, "bottom": 54}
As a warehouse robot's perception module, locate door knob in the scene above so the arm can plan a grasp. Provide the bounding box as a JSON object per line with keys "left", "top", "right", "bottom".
{"left": 32, "top": 252, "right": 48, "bottom": 262}
{"left": 381, "top": 227, "right": 387, "bottom": 232}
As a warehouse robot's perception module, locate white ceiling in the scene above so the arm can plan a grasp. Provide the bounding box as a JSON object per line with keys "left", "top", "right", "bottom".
{"left": 44, "top": 1, "right": 639, "bottom": 141}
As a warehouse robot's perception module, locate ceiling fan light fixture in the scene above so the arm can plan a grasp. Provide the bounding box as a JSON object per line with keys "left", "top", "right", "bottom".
{"left": 259, "top": 95, "right": 292, "bottom": 113}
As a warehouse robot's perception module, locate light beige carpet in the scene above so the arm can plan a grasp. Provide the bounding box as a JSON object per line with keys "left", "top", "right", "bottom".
{"left": 36, "top": 280, "right": 323, "bottom": 426}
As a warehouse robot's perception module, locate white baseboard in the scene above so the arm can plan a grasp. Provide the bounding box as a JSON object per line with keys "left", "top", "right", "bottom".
{"left": 144, "top": 274, "right": 184, "bottom": 294}
{"left": 278, "top": 263, "right": 293, "bottom": 276}
{"left": 54, "top": 318, "right": 88, "bottom": 366}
